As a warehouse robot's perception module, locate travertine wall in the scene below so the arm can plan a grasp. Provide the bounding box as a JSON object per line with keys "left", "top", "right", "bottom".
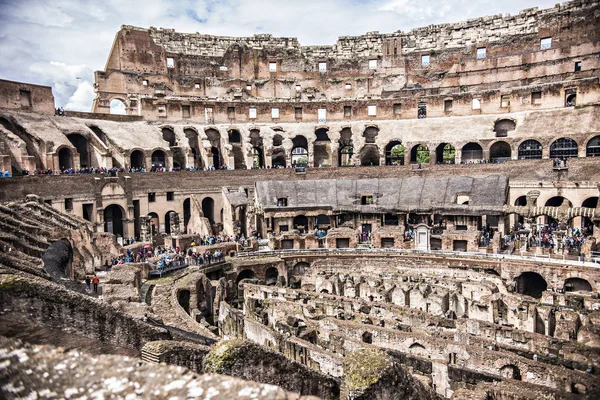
{"left": 0, "top": 79, "right": 55, "bottom": 116}
{"left": 92, "top": 0, "right": 600, "bottom": 125}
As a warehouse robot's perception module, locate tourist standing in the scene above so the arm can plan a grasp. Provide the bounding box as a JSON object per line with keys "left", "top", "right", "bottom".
{"left": 92, "top": 274, "right": 100, "bottom": 293}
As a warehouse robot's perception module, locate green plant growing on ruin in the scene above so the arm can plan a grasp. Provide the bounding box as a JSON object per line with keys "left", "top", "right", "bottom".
{"left": 203, "top": 339, "right": 244, "bottom": 373}
{"left": 344, "top": 349, "right": 391, "bottom": 392}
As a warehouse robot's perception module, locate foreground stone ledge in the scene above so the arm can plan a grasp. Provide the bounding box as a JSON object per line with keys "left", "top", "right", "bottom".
{"left": 341, "top": 348, "right": 441, "bottom": 400}
{"left": 0, "top": 337, "right": 315, "bottom": 400}
{"left": 204, "top": 339, "right": 341, "bottom": 399}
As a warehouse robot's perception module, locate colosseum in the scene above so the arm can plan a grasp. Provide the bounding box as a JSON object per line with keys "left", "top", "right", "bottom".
{"left": 1, "top": 1, "right": 600, "bottom": 399}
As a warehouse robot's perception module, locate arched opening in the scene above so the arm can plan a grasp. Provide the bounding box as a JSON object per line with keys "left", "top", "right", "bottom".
{"left": 586, "top": 136, "right": 600, "bottom": 157}
{"left": 544, "top": 196, "right": 573, "bottom": 208}
{"left": 210, "top": 147, "right": 220, "bottom": 168}
{"left": 582, "top": 197, "right": 599, "bottom": 232}
{"left": 566, "top": 93, "right": 576, "bottom": 107}
{"left": 515, "top": 272, "right": 547, "bottom": 299}
{"left": 177, "top": 289, "right": 191, "bottom": 314}
{"left": 514, "top": 196, "right": 528, "bottom": 207}
{"left": 518, "top": 140, "right": 542, "bottom": 159}
{"left": 493, "top": 119, "right": 516, "bottom": 138}
{"left": 103, "top": 204, "right": 124, "bottom": 237}
{"left": 316, "top": 214, "right": 331, "bottom": 227}
{"left": 315, "top": 128, "right": 331, "bottom": 142}
{"left": 410, "top": 144, "right": 430, "bottom": 164}
{"left": 206, "top": 128, "right": 222, "bottom": 168}
{"left": 272, "top": 148, "right": 286, "bottom": 168}
{"left": 252, "top": 147, "right": 264, "bottom": 168}
{"left": 265, "top": 267, "right": 279, "bottom": 286}
{"left": 339, "top": 145, "right": 354, "bottom": 166}
{"left": 489, "top": 141, "right": 511, "bottom": 163}
{"left": 435, "top": 143, "right": 455, "bottom": 164}
{"left": 237, "top": 269, "right": 255, "bottom": 283}
{"left": 550, "top": 138, "right": 578, "bottom": 159}
{"left": 185, "top": 128, "right": 203, "bottom": 169}
{"left": 338, "top": 127, "right": 354, "bottom": 167}
{"left": 164, "top": 210, "right": 177, "bottom": 235}
{"left": 109, "top": 99, "right": 126, "bottom": 115}
{"left": 228, "top": 129, "right": 241, "bottom": 143}
{"left": 385, "top": 141, "right": 405, "bottom": 165}
{"left": 461, "top": 142, "right": 483, "bottom": 162}
{"left": 291, "top": 136, "right": 308, "bottom": 167}
{"left": 228, "top": 129, "right": 245, "bottom": 169}
{"left": 362, "top": 332, "right": 373, "bottom": 344}
{"left": 582, "top": 197, "right": 598, "bottom": 209}
{"left": 272, "top": 134, "right": 283, "bottom": 147}
{"left": 162, "top": 127, "right": 176, "bottom": 147}
{"left": 58, "top": 147, "right": 73, "bottom": 170}
{"left": 151, "top": 150, "right": 166, "bottom": 168}
{"left": 362, "top": 126, "right": 379, "bottom": 144}
{"left": 183, "top": 198, "right": 191, "bottom": 232}
{"left": 130, "top": 150, "right": 144, "bottom": 169}
{"left": 499, "top": 364, "right": 521, "bottom": 380}
{"left": 67, "top": 134, "right": 90, "bottom": 168}
{"left": 564, "top": 278, "right": 592, "bottom": 292}
{"left": 202, "top": 197, "right": 215, "bottom": 224}
{"left": 359, "top": 145, "right": 380, "bottom": 166}
{"left": 294, "top": 215, "right": 309, "bottom": 233}
{"left": 291, "top": 148, "right": 308, "bottom": 167}
{"left": 172, "top": 148, "right": 186, "bottom": 170}
{"left": 42, "top": 239, "right": 73, "bottom": 278}
{"left": 249, "top": 129, "right": 264, "bottom": 168}
{"left": 148, "top": 212, "right": 159, "bottom": 235}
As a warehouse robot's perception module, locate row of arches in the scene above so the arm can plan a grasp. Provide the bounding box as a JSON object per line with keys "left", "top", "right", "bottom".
{"left": 102, "top": 195, "right": 216, "bottom": 238}
{"left": 515, "top": 272, "right": 593, "bottom": 298}
{"left": 53, "top": 123, "right": 600, "bottom": 171}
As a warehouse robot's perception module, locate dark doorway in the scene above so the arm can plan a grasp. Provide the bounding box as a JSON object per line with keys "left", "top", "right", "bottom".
{"left": 58, "top": 147, "right": 73, "bottom": 170}
{"left": 67, "top": 134, "right": 90, "bottom": 168}
{"left": 202, "top": 197, "right": 215, "bottom": 224}
{"left": 104, "top": 204, "right": 124, "bottom": 237}
{"left": 515, "top": 272, "right": 547, "bottom": 299}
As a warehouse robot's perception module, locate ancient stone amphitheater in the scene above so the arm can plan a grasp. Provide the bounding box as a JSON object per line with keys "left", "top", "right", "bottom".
{"left": 1, "top": 1, "right": 600, "bottom": 399}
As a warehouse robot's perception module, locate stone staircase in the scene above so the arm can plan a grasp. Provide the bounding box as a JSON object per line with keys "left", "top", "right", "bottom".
{"left": 141, "top": 347, "right": 161, "bottom": 364}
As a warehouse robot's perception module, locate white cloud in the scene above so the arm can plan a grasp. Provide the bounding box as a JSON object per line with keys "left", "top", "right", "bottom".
{"left": 0, "top": 0, "right": 560, "bottom": 111}
{"left": 65, "top": 81, "right": 95, "bottom": 112}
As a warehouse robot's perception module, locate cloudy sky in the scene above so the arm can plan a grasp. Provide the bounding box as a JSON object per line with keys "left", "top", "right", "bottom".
{"left": 0, "top": 0, "right": 558, "bottom": 111}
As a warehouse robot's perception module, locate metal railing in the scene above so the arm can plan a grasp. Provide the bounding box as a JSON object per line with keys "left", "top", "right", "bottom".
{"left": 236, "top": 247, "right": 600, "bottom": 268}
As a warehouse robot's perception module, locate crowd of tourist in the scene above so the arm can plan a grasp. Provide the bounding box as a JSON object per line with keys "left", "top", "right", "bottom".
{"left": 503, "top": 222, "right": 591, "bottom": 255}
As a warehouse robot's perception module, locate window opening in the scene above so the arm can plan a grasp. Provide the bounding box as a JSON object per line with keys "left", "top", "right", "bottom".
{"left": 540, "top": 37, "right": 552, "bottom": 50}
{"left": 182, "top": 105, "right": 190, "bottom": 118}
{"left": 344, "top": 106, "right": 352, "bottom": 118}
{"left": 418, "top": 102, "right": 427, "bottom": 119}
{"left": 421, "top": 54, "right": 430, "bottom": 66}
{"left": 444, "top": 99, "right": 453, "bottom": 112}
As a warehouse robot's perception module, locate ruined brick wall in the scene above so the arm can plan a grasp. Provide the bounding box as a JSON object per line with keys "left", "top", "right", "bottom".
{"left": 93, "top": 1, "right": 600, "bottom": 121}
{"left": 0, "top": 273, "right": 171, "bottom": 351}
{"left": 0, "top": 79, "right": 55, "bottom": 116}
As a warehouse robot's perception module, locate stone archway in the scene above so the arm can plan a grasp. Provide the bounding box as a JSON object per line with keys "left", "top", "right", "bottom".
{"left": 104, "top": 204, "right": 125, "bottom": 237}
